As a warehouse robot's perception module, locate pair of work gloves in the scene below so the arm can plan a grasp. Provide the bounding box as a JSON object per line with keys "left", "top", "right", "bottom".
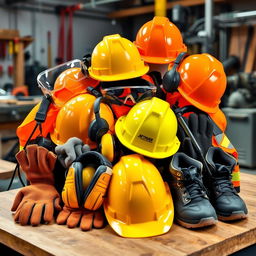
{"left": 178, "top": 113, "right": 214, "bottom": 160}
{"left": 11, "top": 138, "right": 104, "bottom": 231}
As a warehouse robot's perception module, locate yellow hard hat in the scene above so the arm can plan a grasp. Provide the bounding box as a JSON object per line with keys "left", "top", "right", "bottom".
{"left": 104, "top": 154, "right": 174, "bottom": 238}
{"left": 88, "top": 34, "right": 149, "bottom": 81}
{"left": 115, "top": 97, "right": 180, "bottom": 159}
{"left": 50, "top": 94, "right": 115, "bottom": 148}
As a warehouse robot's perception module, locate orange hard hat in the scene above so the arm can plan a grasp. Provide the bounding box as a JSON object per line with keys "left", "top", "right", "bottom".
{"left": 177, "top": 54, "right": 227, "bottom": 114}
{"left": 52, "top": 67, "right": 99, "bottom": 107}
{"left": 134, "top": 16, "right": 187, "bottom": 64}
{"left": 50, "top": 94, "right": 115, "bottom": 148}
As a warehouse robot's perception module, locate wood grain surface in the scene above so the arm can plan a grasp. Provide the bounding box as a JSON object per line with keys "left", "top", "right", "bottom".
{"left": 0, "top": 159, "right": 16, "bottom": 179}
{"left": 0, "top": 172, "right": 255, "bottom": 256}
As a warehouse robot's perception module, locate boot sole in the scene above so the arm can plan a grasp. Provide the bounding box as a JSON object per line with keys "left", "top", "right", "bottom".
{"left": 218, "top": 211, "right": 248, "bottom": 221}
{"left": 176, "top": 217, "right": 217, "bottom": 229}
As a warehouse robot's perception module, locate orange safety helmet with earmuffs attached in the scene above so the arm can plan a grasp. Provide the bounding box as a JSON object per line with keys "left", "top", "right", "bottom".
{"left": 50, "top": 94, "right": 115, "bottom": 148}
{"left": 163, "top": 53, "right": 227, "bottom": 114}
{"left": 62, "top": 151, "right": 112, "bottom": 210}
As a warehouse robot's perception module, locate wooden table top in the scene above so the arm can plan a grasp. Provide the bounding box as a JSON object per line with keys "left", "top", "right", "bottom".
{"left": 0, "top": 159, "right": 16, "bottom": 179}
{"left": 0, "top": 172, "right": 255, "bottom": 256}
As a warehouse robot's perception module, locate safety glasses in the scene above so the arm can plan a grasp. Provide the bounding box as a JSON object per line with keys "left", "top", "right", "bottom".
{"left": 37, "top": 59, "right": 83, "bottom": 96}
{"left": 101, "top": 85, "right": 157, "bottom": 105}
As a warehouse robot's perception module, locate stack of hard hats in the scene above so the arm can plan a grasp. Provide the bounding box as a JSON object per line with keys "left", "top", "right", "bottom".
{"left": 87, "top": 33, "right": 180, "bottom": 237}
{"left": 16, "top": 15, "right": 245, "bottom": 239}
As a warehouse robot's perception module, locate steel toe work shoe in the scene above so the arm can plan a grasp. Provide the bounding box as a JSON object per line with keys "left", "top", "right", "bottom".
{"left": 205, "top": 147, "right": 248, "bottom": 221}
{"left": 169, "top": 152, "right": 217, "bottom": 228}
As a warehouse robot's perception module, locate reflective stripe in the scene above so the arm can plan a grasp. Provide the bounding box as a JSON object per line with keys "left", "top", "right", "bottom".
{"left": 232, "top": 170, "right": 240, "bottom": 182}
{"left": 221, "top": 135, "right": 231, "bottom": 148}
{"left": 214, "top": 133, "right": 234, "bottom": 150}
{"left": 214, "top": 134, "right": 223, "bottom": 144}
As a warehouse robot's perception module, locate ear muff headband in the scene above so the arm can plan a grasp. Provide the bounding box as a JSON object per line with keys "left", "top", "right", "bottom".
{"left": 63, "top": 151, "right": 112, "bottom": 210}
{"left": 162, "top": 52, "right": 188, "bottom": 93}
{"left": 76, "top": 151, "right": 112, "bottom": 168}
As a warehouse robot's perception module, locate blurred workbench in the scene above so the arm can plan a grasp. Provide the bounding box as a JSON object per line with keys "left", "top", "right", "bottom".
{"left": 0, "top": 172, "right": 255, "bottom": 256}
{"left": 0, "top": 159, "right": 16, "bottom": 180}
{"left": 0, "top": 96, "right": 40, "bottom": 157}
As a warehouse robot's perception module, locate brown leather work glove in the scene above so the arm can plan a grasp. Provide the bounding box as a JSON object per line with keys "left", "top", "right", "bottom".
{"left": 15, "top": 144, "right": 57, "bottom": 185}
{"left": 12, "top": 145, "right": 61, "bottom": 226}
{"left": 56, "top": 206, "right": 105, "bottom": 231}
{"left": 11, "top": 184, "right": 61, "bottom": 226}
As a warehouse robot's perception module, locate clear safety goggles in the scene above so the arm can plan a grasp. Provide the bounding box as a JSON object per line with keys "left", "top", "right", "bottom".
{"left": 100, "top": 85, "right": 157, "bottom": 105}
{"left": 37, "top": 59, "right": 85, "bottom": 96}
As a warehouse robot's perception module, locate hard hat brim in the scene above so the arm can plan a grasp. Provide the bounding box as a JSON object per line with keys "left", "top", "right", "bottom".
{"left": 104, "top": 204, "right": 174, "bottom": 238}
{"left": 88, "top": 66, "right": 149, "bottom": 82}
{"left": 141, "top": 55, "right": 177, "bottom": 64}
{"left": 115, "top": 117, "right": 180, "bottom": 159}
{"left": 178, "top": 88, "right": 220, "bottom": 114}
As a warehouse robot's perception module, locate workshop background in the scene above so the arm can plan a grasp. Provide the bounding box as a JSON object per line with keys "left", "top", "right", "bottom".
{"left": 1, "top": 0, "right": 256, "bottom": 255}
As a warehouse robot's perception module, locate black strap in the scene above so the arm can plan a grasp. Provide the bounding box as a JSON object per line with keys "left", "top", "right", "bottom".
{"left": 35, "top": 94, "right": 52, "bottom": 123}
{"left": 7, "top": 94, "right": 52, "bottom": 190}
{"left": 76, "top": 151, "right": 112, "bottom": 168}
{"left": 147, "top": 71, "right": 165, "bottom": 100}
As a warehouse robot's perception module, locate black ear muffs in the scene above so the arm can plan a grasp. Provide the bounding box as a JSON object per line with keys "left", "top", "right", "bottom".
{"left": 62, "top": 151, "right": 112, "bottom": 211}
{"left": 163, "top": 52, "right": 188, "bottom": 93}
{"left": 88, "top": 97, "right": 109, "bottom": 142}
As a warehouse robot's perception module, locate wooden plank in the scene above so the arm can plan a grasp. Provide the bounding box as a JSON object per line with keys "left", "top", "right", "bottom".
{"left": 0, "top": 159, "right": 16, "bottom": 179}
{"left": 244, "top": 26, "right": 256, "bottom": 73}
{"left": 0, "top": 172, "right": 255, "bottom": 256}
{"left": 0, "top": 29, "right": 19, "bottom": 38}
{"left": 14, "top": 42, "right": 24, "bottom": 87}
{"left": 108, "top": 0, "right": 225, "bottom": 19}
{"left": 229, "top": 26, "right": 249, "bottom": 66}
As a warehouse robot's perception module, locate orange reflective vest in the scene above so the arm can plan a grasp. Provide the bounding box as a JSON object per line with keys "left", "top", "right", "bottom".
{"left": 17, "top": 102, "right": 59, "bottom": 147}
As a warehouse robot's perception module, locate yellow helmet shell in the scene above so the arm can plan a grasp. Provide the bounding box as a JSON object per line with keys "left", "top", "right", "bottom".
{"left": 115, "top": 97, "right": 180, "bottom": 159}
{"left": 104, "top": 154, "right": 174, "bottom": 238}
{"left": 89, "top": 34, "right": 149, "bottom": 81}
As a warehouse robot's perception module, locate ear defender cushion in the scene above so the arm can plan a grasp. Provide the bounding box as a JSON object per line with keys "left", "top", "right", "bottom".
{"left": 162, "top": 65, "right": 180, "bottom": 93}
{"left": 71, "top": 151, "right": 113, "bottom": 210}
{"left": 83, "top": 165, "right": 112, "bottom": 211}
{"left": 62, "top": 162, "right": 83, "bottom": 208}
{"left": 163, "top": 52, "right": 188, "bottom": 93}
{"left": 88, "top": 118, "right": 109, "bottom": 142}
{"left": 100, "top": 133, "right": 115, "bottom": 162}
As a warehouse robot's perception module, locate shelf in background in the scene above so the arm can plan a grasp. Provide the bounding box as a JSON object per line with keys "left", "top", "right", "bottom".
{"left": 108, "top": 0, "right": 226, "bottom": 19}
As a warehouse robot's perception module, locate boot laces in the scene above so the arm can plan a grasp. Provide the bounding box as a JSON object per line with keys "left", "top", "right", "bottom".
{"left": 182, "top": 168, "right": 207, "bottom": 200}
{"left": 213, "top": 165, "right": 236, "bottom": 195}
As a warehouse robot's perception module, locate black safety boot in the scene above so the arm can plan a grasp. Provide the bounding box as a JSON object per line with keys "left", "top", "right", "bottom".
{"left": 205, "top": 147, "right": 248, "bottom": 221}
{"left": 169, "top": 152, "right": 217, "bottom": 228}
